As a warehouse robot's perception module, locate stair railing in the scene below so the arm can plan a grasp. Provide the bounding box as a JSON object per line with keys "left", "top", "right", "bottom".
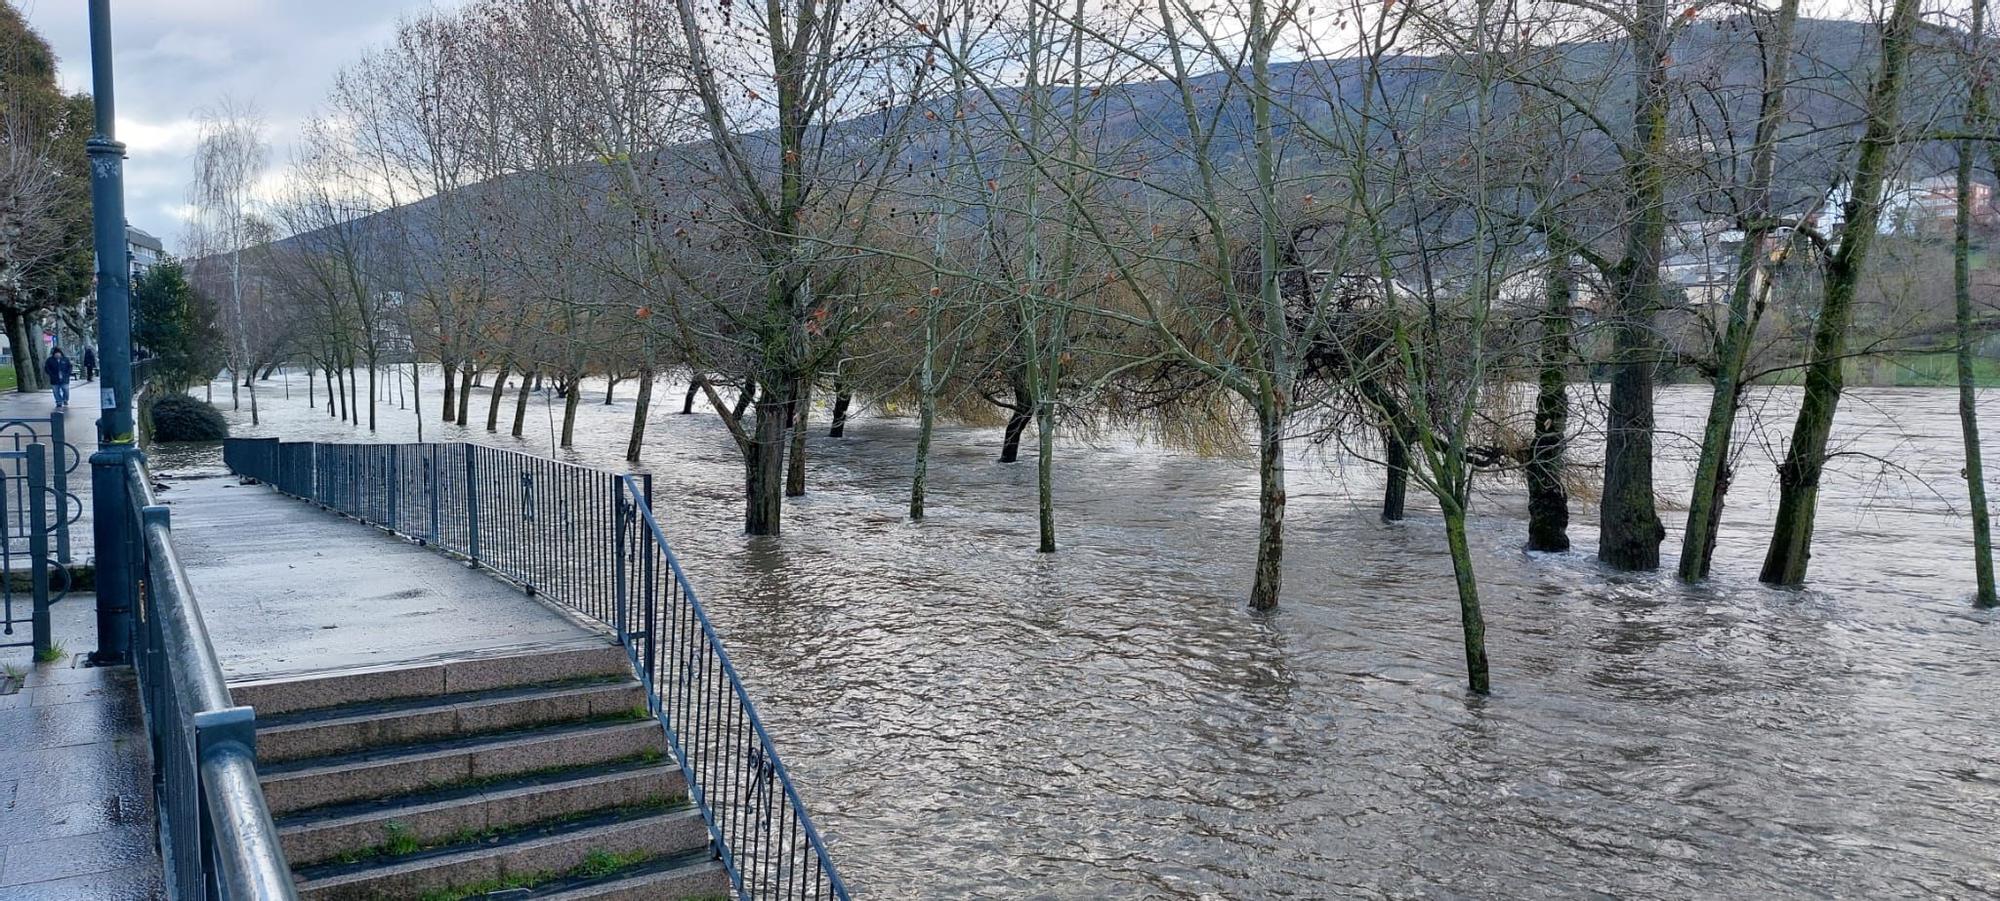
{"left": 127, "top": 453, "right": 297, "bottom": 900}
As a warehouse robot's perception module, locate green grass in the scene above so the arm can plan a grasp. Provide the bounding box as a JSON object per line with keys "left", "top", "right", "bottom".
{"left": 1764, "top": 352, "right": 2000, "bottom": 388}
{"left": 0, "top": 364, "right": 16, "bottom": 391}
{"left": 34, "top": 641, "right": 64, "bottom": 663}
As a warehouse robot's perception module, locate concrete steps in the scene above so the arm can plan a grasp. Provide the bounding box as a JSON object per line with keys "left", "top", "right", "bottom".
{"left": 237, "top": 644, "right": 728, "bottom": 900}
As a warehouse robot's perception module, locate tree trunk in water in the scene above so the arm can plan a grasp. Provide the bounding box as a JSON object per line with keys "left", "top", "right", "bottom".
{"left": 362, "top": 364, "right": 374, "bottom": 432}
{"left": 829, "top": 385, "right": 852, "bottom": 437}
{"left": 1680, "top": 0, "right": 1798, "bottom": 580}
{"left": 1599, "top": 0, "right": 1672, "bottom": 571}
{"left": 732, "top": 381, "right": 754, "bottom": 421}
{"left": 348, "top": 362, "right": 359, "bottom": 425}
{"left": 1527, "top": 267, "right": 1574, "bottom": 552}
{"left": 1443, "top": 502, "right": 1492, "bottom": 694}
{"left": 325, "top": 367, "right": 336, "bottom": 417}
{"left": 627, "top": 371, "right": 653, "bottom": 462}
{"left": 456, "top": 366, "right": 473, "bottom": 426}
{"left": 231, "top": 366, "right": 241, "bottom": 409}
{"left": 681, "top": 375, "right": 702, "bottom": 414}
{"left": 1381, "top": 426, "right": 1409, "bottom": 523}
{"left": 487, "top": 368, "right": 509, "bottom": 432}
{"left": 1761, "top": 0, "right": 1919, "bottom": 586}
{"left": 250, "top": 367, "right": 261, "bottom": 425}
{"left": 787, "top": 379, "right": 810, "bottom": 497}
{"left": 1000, "top": 372, "right": 1031, "bottom": 463}
{"left": 441, "top": 362, "right": 458, "bottom": 422}
{"left": 560, "top": 379, "right": 579, "bottom": 448}
{"left": 911, "top": 384, "right": 934, "bottom": 520}
{"left": 1249, "top": 410, "right": 1285, "bottom": 610}
{"left": 335, "top": 367, "right": 348, "bottom": 422}
{"left": 604, "top": 377, "right": 618, "bottom": 405}
{"left": 744, "top": 384, "right": 788, "bottom": 536}
{"left": 307, "top": 366, "right": 315, "bottom": 408}
{"left": 512, "top": 371, "right": 532, "bottom": 438}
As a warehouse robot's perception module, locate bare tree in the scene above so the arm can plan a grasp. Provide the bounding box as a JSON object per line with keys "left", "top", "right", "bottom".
{"left": 188, "top": 98, "right": 271, "bottom": 424}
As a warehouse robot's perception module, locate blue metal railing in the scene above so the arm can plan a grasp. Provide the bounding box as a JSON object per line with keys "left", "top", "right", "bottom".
{"left": 224, "top": 438, "right": 851, "bottom": 900}
{"left": 126, "top": 453, "right": 296, "bottom": 900}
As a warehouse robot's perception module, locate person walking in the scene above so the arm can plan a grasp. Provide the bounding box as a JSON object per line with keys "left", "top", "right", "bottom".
{"left": 80, "top": 346, "right": 96, "bottom": 382}
{"left": 44, "top": 347, "right": 72, "bottom": 409}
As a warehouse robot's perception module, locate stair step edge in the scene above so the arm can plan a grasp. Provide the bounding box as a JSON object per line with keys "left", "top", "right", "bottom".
{"left": 293, "top": 808, "right": 710, "bottom": 894}
{"left": 261, "top": 718, "right": 662, "bottom": 779}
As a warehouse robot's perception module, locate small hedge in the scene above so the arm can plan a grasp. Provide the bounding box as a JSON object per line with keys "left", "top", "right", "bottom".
{"left": 148, "top": 394, "right": 230, "bottom": 442}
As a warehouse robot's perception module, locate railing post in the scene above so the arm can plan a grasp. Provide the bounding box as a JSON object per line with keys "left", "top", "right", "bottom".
{"left": 193, "top": 705, "right": 258, "bottom": 901}
{"left": 49, "top": 413, "right": 69, "bottom": 564}
{"left": 465, "top": 447, "right": 480, "bottom": 568}
{"left": 88, "top": 444, "right": 137, "bottom": 665}
{"left": 613, "top": 486, "right": 627, "bottom": 642}
{"left": 386, "top": 447, "right": 399, "bottom": 530}
{"left": 27, "top": 443, "right": 49, "bottom": 659}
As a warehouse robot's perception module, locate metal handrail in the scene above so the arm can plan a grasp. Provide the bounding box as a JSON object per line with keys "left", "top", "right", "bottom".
{"left": 224, "top": 438, "right": 851, "bottom": 899}
{"left": 128, "top": 455, "right": 297, "bottom": 900}
{"left": 617, "top": 473, "right": 852, "bottom": 899}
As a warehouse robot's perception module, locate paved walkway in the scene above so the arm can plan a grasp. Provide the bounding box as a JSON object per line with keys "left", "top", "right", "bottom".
{"left": 0, "top": 594, "right": 164, "bottom": 900}
{"left": 0, "top": 380, "right": 99, "bottom": 569}
{"left": 156, "top": 467, "right": 607, "bottom": 686}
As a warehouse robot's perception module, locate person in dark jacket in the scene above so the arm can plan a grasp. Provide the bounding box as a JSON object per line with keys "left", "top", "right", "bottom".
{"left": 80, "top": 346, "right": 96, "bottom": 382}
{"left": 44, "top": 347, "right": 72, "bottom": 409}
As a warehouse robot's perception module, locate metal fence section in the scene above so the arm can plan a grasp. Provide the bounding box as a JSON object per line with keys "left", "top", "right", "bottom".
{"left": 126, "top": 454, "right": 296, "bottom": 901}
{"left": 0, "top": 413, "right": 79, "bottom": 562}
{"left": 224, "top": 438, "right": 851, "bottom": 901}
{"left": 0, "top": 443, "right": 55, "bottom": 655}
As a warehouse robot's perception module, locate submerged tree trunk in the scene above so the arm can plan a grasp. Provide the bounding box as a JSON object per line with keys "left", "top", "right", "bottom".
{"left": 334, "top": 366, "right": 348, "bottom": 423}
{"left": 307, "top": 366, "right": 315, "bottom": 409}
{"left": 681, "top": 374, "right": 702, "bottom": 415}
{"left": 412, "top": 361, "right": 424, "bottom": 443}
{"left": 1762, "top": 0, "right": 1919, "bottom": 586}
{"left": 829, "top": 384, "right": 852, "bottom": 437}
{"left": 628, "top": 371, "right": 653, "bottom": 462}
{"left": 1381, "top": 425, "right": 1409, "bottom": 523}
{"left": 560, "top": 378, "right": 580, "bottom": 448}
{"left": 1527, "top": 266, "right": 1574, "bottom": 552}
{"left": 604, "top": 375, "right": 621, "bottom": 405}
{"left": 1000, "top": 371, "right": 1031, "bottom": 464}
{"left": 787, "top": 379, "right": 810, "bottom": 497}
{"left": 512, "top": 370, "right": 533, "bottom": 438}
{"left": 911, "top": 382, "right": 935, "bottom": 520}
{"left": 456, "top": 365, "right": 473, "bottom": 426}
{"left": 1681, "top": 0, "right": 1798, "bottom": 580}
{"left": 744, "top": 382, "right": 789, "bottom": 536}
{"left": 1955, "top": 0, "right": 1996, "bottom": 607}
{"left": 1599, "top": 0, "right": 1672, "bottom": 572}
{"left": 1249, "top": 409, "right": 1285, "bottom": 610}
{"left": 1442, "top": 500, "right": 1491, "bottom": 694}
{"left": 732, "top": 380, "right": 755, "bottom": 421}
{"left": 487, "top": 368, "right": 509, "bottom": 432}
{"left": 441, "top": 361, "right": 458, "bottom": 423}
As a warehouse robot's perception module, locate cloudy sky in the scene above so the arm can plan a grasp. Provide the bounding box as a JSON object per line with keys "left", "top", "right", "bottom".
{"left": 18, "top": 0, "right": 451, "bottom": 255}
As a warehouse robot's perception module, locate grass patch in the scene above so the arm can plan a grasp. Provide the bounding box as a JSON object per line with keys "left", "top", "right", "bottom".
{"left": 328, "top": 798, "right": 682, "bottom": 867}
{"left": 0, "top": 364, "right": 16, "bottom": 391}
{"left": 414, "top": 848, "right": 660, "bottom": 901}
{"left": 34, "top": 641, "right": 64, "bottom": 663}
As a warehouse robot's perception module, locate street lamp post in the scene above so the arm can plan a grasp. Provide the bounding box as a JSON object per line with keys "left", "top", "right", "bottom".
{"left": 86, "top": 0, "right": 135, "bottom": 665}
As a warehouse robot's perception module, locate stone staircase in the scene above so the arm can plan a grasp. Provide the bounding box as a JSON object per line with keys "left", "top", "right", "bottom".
{"left": 230, "top": 644, "right": 729, "bottom": 900}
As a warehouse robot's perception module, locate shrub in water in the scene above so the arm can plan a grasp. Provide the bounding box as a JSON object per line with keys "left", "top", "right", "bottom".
{"left": 148, "top": 393, "right": 229, "bottom": 442}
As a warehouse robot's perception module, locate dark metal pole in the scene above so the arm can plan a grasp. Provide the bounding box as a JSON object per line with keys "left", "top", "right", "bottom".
{"left": 87, "top": 0, "right": 137, "bottom": 665}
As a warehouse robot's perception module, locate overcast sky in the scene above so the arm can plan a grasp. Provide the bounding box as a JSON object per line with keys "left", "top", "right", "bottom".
{"left": 18, "top": 0, "right": 450, "bottom": 255}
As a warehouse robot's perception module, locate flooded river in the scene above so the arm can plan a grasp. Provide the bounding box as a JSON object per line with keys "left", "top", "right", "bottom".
{"left": 176, "top": 372, "right": 2000, "bottom": 899}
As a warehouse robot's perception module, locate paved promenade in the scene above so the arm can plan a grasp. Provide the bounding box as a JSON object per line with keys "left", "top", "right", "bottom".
{"left": 159, "top": 465, "right": 607, "bottom": 686}
{"left": 0, "top": 595, "right": 164, "bottom": 900}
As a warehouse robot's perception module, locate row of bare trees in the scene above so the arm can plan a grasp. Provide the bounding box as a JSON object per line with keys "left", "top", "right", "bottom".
{"left": 205, "top": 0, "right": 1999, "bottom": 691}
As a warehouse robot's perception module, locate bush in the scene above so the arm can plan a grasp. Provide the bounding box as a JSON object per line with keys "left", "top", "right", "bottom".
{"left": 147, "top": 393, "right": 229, "bottom": 442}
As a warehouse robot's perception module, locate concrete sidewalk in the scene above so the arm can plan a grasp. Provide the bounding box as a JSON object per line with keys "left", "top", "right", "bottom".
{"left": 154, "top": 467, "right": 607, "bottom": 685}
{"left": 0, "top": 380, "right": 98, "bottom": 570}
{"left": 0, "top": 595, "right": 164, "bottom": 900}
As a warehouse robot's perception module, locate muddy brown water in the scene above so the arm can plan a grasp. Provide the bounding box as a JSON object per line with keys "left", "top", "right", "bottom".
{"left": 161, "top": 373, "right": 2000, "bottom": 899}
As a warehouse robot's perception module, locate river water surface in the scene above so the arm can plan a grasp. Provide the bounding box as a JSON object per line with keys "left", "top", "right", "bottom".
{"left": 177, "top": 373, "right": 2000, "bottom": 899}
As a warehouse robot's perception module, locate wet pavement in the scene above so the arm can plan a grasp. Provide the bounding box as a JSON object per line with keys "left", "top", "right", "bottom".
{"left": 153, "top": 468, "right": 608, "bottom": 684}
{"left": 0, "top": 380, "right": 98, "bottom": 571}
{"left": 0, "top": 594, "right": 164, "bottom": 899}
